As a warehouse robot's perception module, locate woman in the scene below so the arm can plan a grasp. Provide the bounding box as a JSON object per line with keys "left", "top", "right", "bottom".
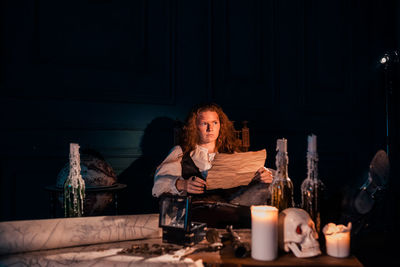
{"left": 152, "top": 102, "right": 272, "bottom": 198}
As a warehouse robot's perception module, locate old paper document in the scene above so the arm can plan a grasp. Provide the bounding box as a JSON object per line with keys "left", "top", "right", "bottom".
{"left": 206, "top": 149, "right": 266, "bottom": 190}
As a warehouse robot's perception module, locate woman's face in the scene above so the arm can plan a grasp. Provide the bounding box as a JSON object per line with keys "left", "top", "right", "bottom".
{"left": 196, "top": 110, "right": 220, "bottom": 145}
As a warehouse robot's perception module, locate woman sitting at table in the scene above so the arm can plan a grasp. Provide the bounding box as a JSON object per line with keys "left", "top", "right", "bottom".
{"left": 152, "top": 103, "right": 273, "bottom": 227}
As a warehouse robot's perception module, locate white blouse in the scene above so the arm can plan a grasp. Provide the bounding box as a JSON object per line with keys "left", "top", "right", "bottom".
{"left": 152, "top": 145, "right": 216, "bottom": 197}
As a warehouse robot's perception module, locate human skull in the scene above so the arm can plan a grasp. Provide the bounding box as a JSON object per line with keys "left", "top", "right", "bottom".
{"left": 278, "top": 208, "right": 321, "bottom": 258}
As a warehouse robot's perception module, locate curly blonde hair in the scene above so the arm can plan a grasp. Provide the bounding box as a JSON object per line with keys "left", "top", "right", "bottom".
{"left": 180, "top": 103, "right": 241, "bottom": 154}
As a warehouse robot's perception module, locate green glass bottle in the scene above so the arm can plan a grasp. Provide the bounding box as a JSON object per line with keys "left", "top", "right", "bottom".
{"left": 270, "top": 138, "right": 294, "bottom": 211}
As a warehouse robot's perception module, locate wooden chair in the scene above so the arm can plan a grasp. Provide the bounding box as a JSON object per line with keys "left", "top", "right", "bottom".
{"left": 234, "top": 121, "right": 250, "bottom": 152}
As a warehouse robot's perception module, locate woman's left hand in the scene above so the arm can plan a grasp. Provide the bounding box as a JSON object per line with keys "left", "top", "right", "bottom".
{"left": 253, "top": 167, "right": 273, "bottom": 183}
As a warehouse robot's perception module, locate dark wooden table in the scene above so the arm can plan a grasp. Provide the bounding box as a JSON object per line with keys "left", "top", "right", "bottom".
{"left": 188, "top": 248, "right": 363, "bottom": 267}
{"left": 187, "top": 228, "right": 363, "bottom": 267}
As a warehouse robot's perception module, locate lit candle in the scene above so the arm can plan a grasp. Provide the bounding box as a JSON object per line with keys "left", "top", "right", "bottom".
{"left": 251, "top": 205, "right": 278, "bottom": 261}
{"left": 308, "top": 134, "right": 317, "bottom": 153}
{"left": 323, "top": 222, "right": 352, "bottom": 258}
{"left": 277, "top": 138, "right": 287, "bottom": 153}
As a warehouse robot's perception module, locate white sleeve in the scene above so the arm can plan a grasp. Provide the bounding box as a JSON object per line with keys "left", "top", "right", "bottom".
{"left": 152, "top": 146, "right": 184, "bottom": 197}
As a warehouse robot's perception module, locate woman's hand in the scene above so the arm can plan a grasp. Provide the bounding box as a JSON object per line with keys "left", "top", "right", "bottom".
{"left": 176, "top": 176, "right": 206, "bottom": 194}
{"left": 253, "top": 167, "right": 273, "bottom": 183}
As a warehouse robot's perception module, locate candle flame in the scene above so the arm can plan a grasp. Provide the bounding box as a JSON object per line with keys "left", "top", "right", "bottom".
{"left": 323, "top": 222, "right": 352, "bottom": 235}
{"left": 251, "top": 205, "right": 278, "bottom": 220}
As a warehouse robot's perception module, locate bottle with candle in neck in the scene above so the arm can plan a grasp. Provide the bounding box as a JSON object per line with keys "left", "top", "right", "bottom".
{"left": 270, "top": 138, "right": 294, "bottom": 211}
{"left": 301, "top": 134, "right": 324, "bottom": 233}
{"left": 64, "top": 143, "right": 85, "bottom": 217}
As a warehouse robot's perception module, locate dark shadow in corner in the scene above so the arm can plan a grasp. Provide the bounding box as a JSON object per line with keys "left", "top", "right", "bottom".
{"left": 117, "top": 117, "right": 179, "bottom": 215}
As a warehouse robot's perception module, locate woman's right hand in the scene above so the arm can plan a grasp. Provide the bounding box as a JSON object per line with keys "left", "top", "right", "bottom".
{"left": 176, "top": 176, "right": 206, "bottom": 194}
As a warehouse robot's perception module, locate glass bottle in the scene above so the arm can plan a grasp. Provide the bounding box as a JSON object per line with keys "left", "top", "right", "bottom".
{"left": 301, "top": 134, "right": 324, "bottom": 233}
{"left": 64, "top": 143, "right": 85, "bottom": 217}
{"left": 270, "top": 138, "right": 294, "bottom": 211}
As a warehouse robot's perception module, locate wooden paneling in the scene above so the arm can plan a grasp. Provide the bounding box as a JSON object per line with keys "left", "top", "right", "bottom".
{"left": 303, "top": 0, "right": 353, "bottom": 113}
{"left": 1, "top": 0, "right": 176, "bottom": 104}
{"left": 0, "top": 0, "right": 397, "bottom": 221}
{"left": 210, "top": 0, "right": 275, "bottom": 108}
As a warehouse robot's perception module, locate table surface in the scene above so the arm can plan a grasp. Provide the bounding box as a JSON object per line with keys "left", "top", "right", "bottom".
{"left": 188, "top": 250, "right": 363, "bottom": 267}
{"left": 187, "top": 228, "right": 363, "bottom": 267}
{"left": 0, "top": 230, "right": 363, "bottom": 267}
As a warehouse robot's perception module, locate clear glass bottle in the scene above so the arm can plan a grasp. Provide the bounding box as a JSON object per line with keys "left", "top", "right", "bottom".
{"left": 64, "top": 143, "right": 85, "bottom": 217}
{"left": 270, "top": 138, "right": 294, "bottom": 211}
{"left": 301, "top": 134, "right": 324, "bottom": 233}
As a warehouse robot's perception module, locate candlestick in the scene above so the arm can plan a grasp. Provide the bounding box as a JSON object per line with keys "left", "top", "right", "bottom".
{"left": 64, "top": 143, "right": 85, "bottom": 217}
{"left": 308, "top": 134, "right": 317, "bottom": 153}
{"left": 323, "top": 222, "right": 351, "bottom": 258}
{"left": 302, "top": 134, "right": 323, "bottom": 233}
{"left": 277, "top": 138, "right": 287, "bottom": 153}
{"left": 251, "top": 205, "right": 278, "bottom": 261}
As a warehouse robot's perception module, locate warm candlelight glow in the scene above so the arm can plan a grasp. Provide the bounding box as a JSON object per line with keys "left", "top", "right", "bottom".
{"left": 251, "top": 206, "right": 277, "bottom": 221}
{"left": 251, "top": 205, "right": 278, "bottom": 261}
{"left": 323, "top": 222, "right": 351, "bottom": 258}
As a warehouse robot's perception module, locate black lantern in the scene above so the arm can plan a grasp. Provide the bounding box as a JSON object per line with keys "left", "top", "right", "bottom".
{"left": 159, "top": 194, "right": 206, "bottom": 246}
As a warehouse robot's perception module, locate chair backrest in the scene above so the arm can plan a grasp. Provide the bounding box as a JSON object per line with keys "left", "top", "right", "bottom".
{"left": 173, "top": 120, "right": 250, "bottom": 151}
{"left": 234, "top": 121, "right": 250, "bottom": 152}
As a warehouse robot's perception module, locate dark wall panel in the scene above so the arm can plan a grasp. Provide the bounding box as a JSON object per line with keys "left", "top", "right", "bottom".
{"left": 304, "top": 0, "right": 353, "bottom": 113}
{"left": 0, "top": 0, "right": 398, "bottom": 226}
{"left": 211, "top": 0, "right": 275, "bottom": 108}
{"left": 2, "top": 0, "right": 175, "bottom": 104}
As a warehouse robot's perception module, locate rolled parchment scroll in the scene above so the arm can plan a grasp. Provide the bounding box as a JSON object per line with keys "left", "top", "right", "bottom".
{"left": 0, "top": 214, "right": 161, "bottom": 255}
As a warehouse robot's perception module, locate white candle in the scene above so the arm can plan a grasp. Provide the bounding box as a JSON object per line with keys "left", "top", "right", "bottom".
{"left": 277, "top": 138, "right": 287, "bottom": 153}
{"left": 251, "top": 205, "right": 278, "bottom": 261}
{"left": 323, "top": 222, "right": 351, "bottom": 258}
{"left": 308, "top": 134, "right": 317, "bottom": 153}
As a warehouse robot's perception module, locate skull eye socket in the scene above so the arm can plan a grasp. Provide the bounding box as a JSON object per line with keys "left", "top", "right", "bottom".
{"left": 296, "top": 225, "right": 302, "bottom": 235}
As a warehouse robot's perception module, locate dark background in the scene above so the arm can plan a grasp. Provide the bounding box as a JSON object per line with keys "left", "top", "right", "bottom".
{"left": 1, "top": 0, "right": 399, "bottom": 265}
